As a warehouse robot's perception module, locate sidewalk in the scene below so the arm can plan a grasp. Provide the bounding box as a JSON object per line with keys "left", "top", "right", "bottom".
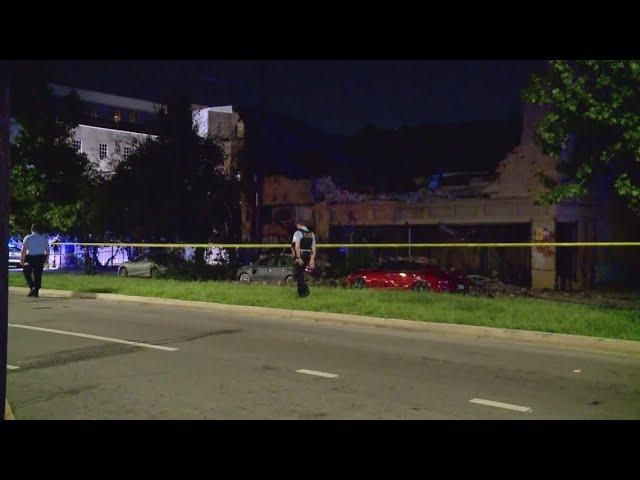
{"left": 4, "top": 399, "right": 15, "bottom": 420}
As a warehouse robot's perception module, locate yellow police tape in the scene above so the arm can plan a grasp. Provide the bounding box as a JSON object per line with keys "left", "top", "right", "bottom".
{"left": 52, "top": 242, "right": 640, "bottom": 248}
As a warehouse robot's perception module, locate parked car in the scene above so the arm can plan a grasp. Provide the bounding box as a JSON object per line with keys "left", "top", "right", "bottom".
{"left": 237, "top": 254, "right": 296, "bottom": 284}
{"left": 346, "top": 260, "right": 469, "bottom": 293}
{"left": 237, "top": 253, "right": 333, "bottom": 284}
{"left": 8, "top": 246, "right": 21, "bottom": 268}
{"left": 117, "top": 253, "right": 169, "bottom": 278}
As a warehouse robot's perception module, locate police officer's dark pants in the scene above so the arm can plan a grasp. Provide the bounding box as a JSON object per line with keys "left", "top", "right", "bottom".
{"left": 23, "top": 254, "right": 46, "bottom": 291}
{"left": 294, "top": 253, "right": 311, "bottom": 297}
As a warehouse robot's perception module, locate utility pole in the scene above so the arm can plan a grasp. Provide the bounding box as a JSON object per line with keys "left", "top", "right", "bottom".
{"left": 0, "top": 61, "right": 10, "bottom": 419}
{"left": 254, "top": 61, "right": 267, "bottom": 245}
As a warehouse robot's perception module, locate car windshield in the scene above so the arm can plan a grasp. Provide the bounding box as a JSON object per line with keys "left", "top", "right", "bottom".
{"left": 280, "top": 256, "right": 293, "bottom": 267}
{"left": 256, "top": 256, "right": 279, "bottom": 267}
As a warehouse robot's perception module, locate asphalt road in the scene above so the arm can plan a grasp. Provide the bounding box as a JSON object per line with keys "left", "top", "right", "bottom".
{"left": 6, "top": 291, "right": 640, "bottom": 419}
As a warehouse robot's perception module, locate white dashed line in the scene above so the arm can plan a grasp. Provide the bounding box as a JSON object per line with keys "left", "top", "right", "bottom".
{"left": 296, "top": 369, "right": 339, "bottom": 379}
{"left": 8, "top": 324, "right": 179, "bottom": 352}
{"left": 7, "top": 365, "right": 20, "bottom": 370}
{"left": 469, "top": 398, "right": 532, "bottom": 413}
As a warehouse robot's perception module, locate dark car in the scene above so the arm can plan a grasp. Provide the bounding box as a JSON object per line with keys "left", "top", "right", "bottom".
{"left": 347, "top": 260, "right": 469, "bottom": 293}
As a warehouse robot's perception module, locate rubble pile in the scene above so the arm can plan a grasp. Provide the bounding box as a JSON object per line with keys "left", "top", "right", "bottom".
{"left": 312, "top": 175, "right": 494, "bottom": 205}
{"left": 468, "top": 275, "right": 640, "bottom": 308}
{"left": 467, "top": 275, "right": 530, "bottom": 298}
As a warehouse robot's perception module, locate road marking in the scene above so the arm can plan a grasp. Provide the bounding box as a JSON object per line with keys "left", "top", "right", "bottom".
{"left": 296, "top": 369, "right": 339, "bottom": 379}
{"left": 8, "top": 324, "right": 178, "bottom": 352}
{"left": 7, "top": 365, "right": 20, "bottom": 370}
{"left": 469, "top": 398, "right": 532, "bottom": 413}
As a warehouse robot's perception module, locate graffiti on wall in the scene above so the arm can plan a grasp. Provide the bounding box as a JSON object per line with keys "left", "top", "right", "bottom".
{"left": 532, "top": 226, "right": 555, "bottom": 270}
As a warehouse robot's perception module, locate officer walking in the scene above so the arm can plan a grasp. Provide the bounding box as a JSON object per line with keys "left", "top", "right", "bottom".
{"left": 291, "top": 221, "right": 316, "bottom": 297}
{"left": 20, "top": 224, "right": 50, "bottom": 298}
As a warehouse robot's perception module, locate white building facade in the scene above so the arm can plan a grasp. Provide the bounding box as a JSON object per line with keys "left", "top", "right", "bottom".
{"left": 49, "top": 84, "right": 244, "bottom": 177}
{"left": 71, "top": 124, "right": 155, "bottom": 174}
{"left": 50, "top": 84, "right": 161, "bottom": 176}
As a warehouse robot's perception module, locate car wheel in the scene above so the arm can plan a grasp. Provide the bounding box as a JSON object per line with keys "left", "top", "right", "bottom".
{"left": 118, "top": 267, "right": 128, "bottom": 277}
{"left": 412, "top": 281, "right": 430, "bottom": 292}
{"left": 238, "top": 272, "right": 251, "bottom": 282}
{"left": 150, "top": 267, "right": 159, "bottom": 278}
{"left": 352, "top": 277, "right": 367, "bottom": 289}
{"left": 284, "top": 275, "right": 295, "bottom": 287}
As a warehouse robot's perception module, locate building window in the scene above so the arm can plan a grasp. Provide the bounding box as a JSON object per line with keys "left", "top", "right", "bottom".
{"left": 72, "top": 140, "right": 82, "bottom": 152}
{"left": 123, "top": 146, "right": 133, "bottom": 157}
{"left": 113, "top": 109, "right": 121, "bottom": 123}
{"left": 129, "top": 111, "right": 137, "bottom": 123}
{"left": 90, "top": 105, "right": 98, "bottom": 118}
{"left": 99, "top": 144, "right": 108, "bottom": 160}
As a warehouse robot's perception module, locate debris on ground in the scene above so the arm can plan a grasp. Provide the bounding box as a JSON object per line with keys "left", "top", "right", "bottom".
{"left": 467, "top": 274, "right": 640, "bottom": 309}
{"left": 467, "top": 274, "right": 530, "bottom": 298}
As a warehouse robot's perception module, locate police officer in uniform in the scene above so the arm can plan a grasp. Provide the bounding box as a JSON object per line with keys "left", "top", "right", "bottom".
{"left": 20, "top": 224, "right": 50, "bottom": 298}
{"left": 291, "top": 221, "right": 316, "bottom": 297}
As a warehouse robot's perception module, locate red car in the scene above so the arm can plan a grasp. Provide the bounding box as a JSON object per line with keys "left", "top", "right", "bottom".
{"left": 347, "top": 260, "right": 469, "bottom": 293}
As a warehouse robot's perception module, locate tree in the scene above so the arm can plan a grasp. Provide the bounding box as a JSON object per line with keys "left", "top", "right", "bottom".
{"left": 105, "top": 93, "right": 238, "bottom": 260}
{"left": 523, "top": 60, "right": 640, "bottom": 214}
{"left": 9, "top": 62, "right": 97, "bottom": 237}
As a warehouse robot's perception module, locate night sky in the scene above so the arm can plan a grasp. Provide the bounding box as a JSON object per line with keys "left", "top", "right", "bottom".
{"left": 45, "top": 60, "right": 545, "bottom": 134}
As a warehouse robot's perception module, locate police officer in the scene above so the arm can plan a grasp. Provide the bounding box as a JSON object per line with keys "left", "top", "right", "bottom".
{"left": 291, "top": 221, "right": 316, "bottom": 297}
{"left": 20, "top": 224, "right": 50, "bottom": 298}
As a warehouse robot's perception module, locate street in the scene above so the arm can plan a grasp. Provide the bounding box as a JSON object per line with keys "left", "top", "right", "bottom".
{"left": 6, "top": 291, "right": 640, "bottom": 419}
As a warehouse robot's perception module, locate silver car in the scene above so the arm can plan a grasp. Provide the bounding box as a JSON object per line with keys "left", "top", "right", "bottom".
{"left": 237, "top": 254, "right": 295, "bottom": 284}
{"left": 9, "top": 246, "right": 22, "bottom": 268}
{"left": 117, "top": 253, "right": 168, "bottom": 278}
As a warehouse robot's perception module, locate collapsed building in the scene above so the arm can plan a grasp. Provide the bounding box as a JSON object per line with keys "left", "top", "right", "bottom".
{"left": 246, "top": 105, "right": 612, "bottom": 290}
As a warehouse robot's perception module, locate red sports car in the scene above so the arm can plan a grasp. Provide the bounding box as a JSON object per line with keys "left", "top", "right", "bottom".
{"left": 347, "top": 260, "right": 469, "bottom": 293}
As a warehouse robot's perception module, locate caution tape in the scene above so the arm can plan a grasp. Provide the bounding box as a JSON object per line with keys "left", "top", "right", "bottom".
{"left": 51, "top": 242, "right": 640, "bottom": 248}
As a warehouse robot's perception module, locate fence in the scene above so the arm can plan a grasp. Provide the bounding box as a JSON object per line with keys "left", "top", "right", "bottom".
{"left": 45, "top": 241, "right": 640, "bottom": 290}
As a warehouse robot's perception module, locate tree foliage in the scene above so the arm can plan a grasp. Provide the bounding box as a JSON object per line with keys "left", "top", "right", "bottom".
{"left": 9, "top": 63, "right": 97, "bottom": 236}
{"left": 523, "top": 60, "right": 640, "bottom": 213}
{"left": 104, "top": 94, "right": 239, "bottom": 247}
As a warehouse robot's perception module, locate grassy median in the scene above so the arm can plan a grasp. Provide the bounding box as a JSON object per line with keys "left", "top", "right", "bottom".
{"left": 9, "top": 272, "right": 640, "bottom": 341}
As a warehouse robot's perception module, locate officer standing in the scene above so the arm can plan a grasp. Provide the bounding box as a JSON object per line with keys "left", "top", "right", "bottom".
{"left": 20, "top": 224, "right": 50, "bottom": 298}
{"left": 291, "top": 221, "right": 316, "bottom": 297}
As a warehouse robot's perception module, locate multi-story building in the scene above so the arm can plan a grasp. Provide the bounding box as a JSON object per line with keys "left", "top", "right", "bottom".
{"left": 192, "top": 104, "right": 245, "bottom": 175}
{"left": 50, "top": 84, "right": 160, "bottom": 174}
{"left": 48, "top": 84, "right": 244, "bottom": 176}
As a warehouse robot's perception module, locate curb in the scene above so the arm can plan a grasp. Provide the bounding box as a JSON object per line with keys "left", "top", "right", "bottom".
{"left": 9, "top": 286, "right": 640, "bottom": 357}
{"left": 5, "top": 400, "right": 15, "bottom": 420}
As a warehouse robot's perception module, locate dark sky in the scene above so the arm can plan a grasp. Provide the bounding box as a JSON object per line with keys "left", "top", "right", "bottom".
{"left": 45, "top": 60, "right": 545, "bottom": 135}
